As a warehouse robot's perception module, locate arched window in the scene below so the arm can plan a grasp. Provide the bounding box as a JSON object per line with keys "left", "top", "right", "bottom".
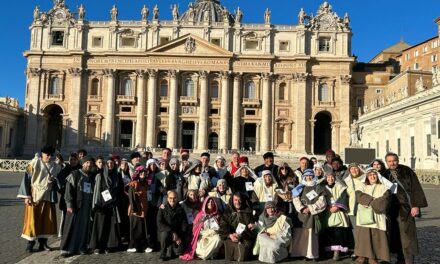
{"left": 160, "top": 80, "right": 168, "bottom": 97}
{"left": 211, "top": 81, "right": 219, "bottom": 98}
{"left": 183, "top": 79, "right": 194, "bottom": 97}
{"left": 278, "top": 83, "right": 286, "bottom": 100}
{"left": 122, "top": 79, "right": 132, "bottom": 96}
{"left": 49, "top": 77, "right": 60, "bottom": 95}
{"left": 90, "top": 78, "right": 99, "bottom": 96}
{"left": 244, "top": 81, "right": 256, "bottom": 99}
{"left": 318, "top": 83, "right": 329, "bottom": 102}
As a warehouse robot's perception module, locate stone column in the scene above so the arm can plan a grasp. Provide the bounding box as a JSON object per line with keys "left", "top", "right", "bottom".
{"left": 146, "top": 70, "right": 158, "bottom": 148}
{"left": 339, "top": 75, "right": 352, "bottom": 150}
{"left": 294, "top": 72, "right": 309, "bottom": 153}
{"left": 198, "top": 71, "right": 209, "bottom": 151}
{"left": 331, "top": 121, "right": 342, "bottom": 154}
{"left": 309, "top": 119, "right": 316, "bottom": 154}
{"left": 260, "top": 73, "right": 272, "bottom": 153}
{"left": 256, "top": 123, "right": 261, "bottom": 153}
{"left": 193, "top": 121, "right": 199, "bottom": 150}
{"left": 24, "top": 68, "right": 42, "bottom": 155}
{"left": 67, "top": 68, "right": 84, "bottom": 148}
{"left": 135, "top": 70, "right": 146, "bottom": 148}
{"left": 219, "top": 71, "right": 230, "bottom": 151}
{"left": 104, "top": 69, "right": 116, "bottom": 147}
{"left": 231, "top": 74, "right": 242, "bottom": 150}
{"left": 167, "top": 70, "right": 178, "bottom": 149}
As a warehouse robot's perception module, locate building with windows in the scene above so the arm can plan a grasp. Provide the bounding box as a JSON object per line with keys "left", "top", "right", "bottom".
{"left": 0, "top": 97, "right": 23, "bottom": 157}
{"left": 23, "top": 0, "right": 355, "bottom": 155}
{"left": 356, "top": 17, "right": 440, "bottom": 170}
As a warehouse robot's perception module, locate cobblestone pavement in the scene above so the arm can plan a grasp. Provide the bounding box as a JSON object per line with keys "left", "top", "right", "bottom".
{"left": 2, "top": 172, "right": 439, "bottom": 264}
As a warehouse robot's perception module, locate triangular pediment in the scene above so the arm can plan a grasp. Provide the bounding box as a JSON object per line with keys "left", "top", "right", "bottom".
{"left": 147, "top": 34, "right": 232, "bottom": 57}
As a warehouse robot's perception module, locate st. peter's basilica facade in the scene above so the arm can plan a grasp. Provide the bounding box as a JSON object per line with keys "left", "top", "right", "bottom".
{"left": 23, "top": 0, "right": 355, "bottom": 155}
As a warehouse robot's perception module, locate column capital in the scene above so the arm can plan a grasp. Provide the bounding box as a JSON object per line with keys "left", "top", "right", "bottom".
{"left": 340, "top": 74, "right": 352, "bottom": 84}
{"left": 147, "top": 69, "right": 158, "bottom": 78}
{"left": 293, "top": 72, "right": 309, "bottom": 82}
{"left": 233, "top": 73, "right": 242, "bottom": 81}
{"left": 309, "top": 119, "right": 316, "bottom": 126}
{"left": 103, "top": 69, "right": 116, "bottom": 77}
{"left": 29, "top": 67, "right": 42, "bottom": 77}
{"left": 68, "top": 68, "right": 84, "bottom": 77}
{"left": 135, "top": 69, "right": 146, "bottom": 78}
{"left": 261, "top": 72, "right": 274, "bottom": 81}
{"left": 330, "top": 120, "right": 342, "bottom": 129}
{"left": 220, "top": 71, "right": 231, "bottom": 79}
{"left": 167, "top": 69, "right": 179, "bottom": 78}
{"left": 199, "top": 70, "right": 209, "bottom": 79}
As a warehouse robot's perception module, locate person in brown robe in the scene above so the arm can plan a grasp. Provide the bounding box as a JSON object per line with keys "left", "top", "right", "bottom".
{"left": 219, "top": 192, "right": 257, "bottom": 261}
{"left": 384, "top": 153, "right": 428, "bottom": 264}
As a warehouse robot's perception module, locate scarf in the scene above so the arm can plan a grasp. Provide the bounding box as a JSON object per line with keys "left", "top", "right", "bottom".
{"left": 258, "top": 210, "right": 281, "bottom": 229}
{"left": 180, "top": 197, "right": 220, "bottom": 261}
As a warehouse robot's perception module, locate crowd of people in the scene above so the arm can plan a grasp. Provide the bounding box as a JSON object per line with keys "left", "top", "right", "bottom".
{"left": 17, "top": 146, "right": 428, "bottom": 263}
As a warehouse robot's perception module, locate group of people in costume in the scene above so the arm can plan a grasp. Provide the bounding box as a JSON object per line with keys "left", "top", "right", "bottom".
{"left": 18, "top": 147, "right": 427, "bottom": 263}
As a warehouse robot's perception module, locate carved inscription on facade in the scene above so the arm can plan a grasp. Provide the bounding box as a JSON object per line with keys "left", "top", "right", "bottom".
{"left": 182, "top": 106, "right": 196, "bottom": 115}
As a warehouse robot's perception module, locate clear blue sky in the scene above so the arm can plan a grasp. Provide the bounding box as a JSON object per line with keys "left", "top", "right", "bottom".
{"left": 0, "top": 0, "right": 439, "bottom": 106}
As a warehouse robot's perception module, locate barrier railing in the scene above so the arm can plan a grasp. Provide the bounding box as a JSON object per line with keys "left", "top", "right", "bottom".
{"left": 0, "top": 159, "right": 29, "bottom": 172}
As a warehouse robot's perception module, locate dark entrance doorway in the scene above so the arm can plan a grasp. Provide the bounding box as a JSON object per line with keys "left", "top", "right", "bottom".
{"left": 208, "top": 132, "right": 218, "bottom": 150}
{"left": 243, "top": 123, "right": 257, "bottom": 151}
{"left": 120, "top": 120, "right": 133, "bottom": 148}
{"left": 45, "top": 104, "right": 63, "bottom": 149}
{"left": 314, "top": 111, "right": 332, "bottom": 154}
{"left": 181, "top": 122, "right": 195, "bottom": 149}
{"left": 157, "top": 131, "right": 167, "bottom": 148}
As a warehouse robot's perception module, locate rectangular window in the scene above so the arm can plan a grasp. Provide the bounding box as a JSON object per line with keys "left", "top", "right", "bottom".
{"left": 121, "top": 37, "right": 135, "bottom": 47}
{"left": 279, "top": 41, "right": 289, "bottom": 51}
{"left": 245, "top": 109, "right": 256, "bottom": 116}
{"left": 423, "top": 46, "right": 428, "bottom": 53}
{"left": 160, "top": 36, "right": 170, "bottom": 45}
{"left": 92, "top": 37, "right": 103, "bottom": 47}
{"left": 432, "top": 40, "right": 439, "bottom": 48}
{"left": 159, "top": 107, "right": 168, "bottom": 113}
{"left": 210, "top": 108, "right": 219, "bottom": 115}
{"left": 356, "top": 98, "right": 363, "bottom": 107}
{"left": 411, "top": 136, "right": 415, "bottom": 157}
{"left": 211, "top": 38, "right": 221, "bottom": 46}
{"left": 431, "top": 54, "right": 438, "bottom": 62}
{"left": 414, "top": 50, "right": 419, "bottom": 57}
{"left": 318, "top": 37, "right": 331, "bottom": 52}
{"left": 427, "top": 134, "right": 432, "bottom": 156}
{"left": 121, "top": 106, "right": 132, "bottom": 112}
{"left": 245, "top": 40, "right": 259, "bottom": 50}
{"left": 52, "top": 31, "right": 64, "bottom": 46}
{"left": 397, "top": 138, "right": 401, "bottom": 156}
{"left": 414, "top": 63, "right": 419, "bottom": 70}
{"left": 375, "top": 89, "right": 382, "bottom": 94}
{"left": 405, "top": 53, "right": 410, "bottom": 61}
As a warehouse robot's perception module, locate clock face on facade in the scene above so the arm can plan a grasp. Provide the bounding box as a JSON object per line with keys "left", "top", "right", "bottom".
{"left": 54, "top": 10, "right": 66, "bottom": 22}
{"left": 319, "top": 14, "right": 335, "bottom": 30}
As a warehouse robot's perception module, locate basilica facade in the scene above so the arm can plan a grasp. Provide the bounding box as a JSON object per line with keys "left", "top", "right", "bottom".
{"left": 23, "top": 0, "right": 355, "bottom": 155}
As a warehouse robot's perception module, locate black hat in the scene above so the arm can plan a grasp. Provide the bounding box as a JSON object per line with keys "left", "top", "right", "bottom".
{"left": 263, "top": 152, "right": 274, "bottom": 159}
{"left": 200, "top": 152, "right": 210, "bottom": 158}
{"left": 81, "top": 156, "right": 95, "bottom": 164}
{"left": 41, "top": 145, "right": 55, "bottom": 155}
{"left": 130, "top": 152, "right": 141, "bottom": 160}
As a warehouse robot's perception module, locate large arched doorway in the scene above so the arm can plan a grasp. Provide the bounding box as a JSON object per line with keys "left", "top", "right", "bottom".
{"left": 243, "top": 123, "right": 257, "bottom": 151}
{"left": 314, "top": 111, "right": 332, "bottom": 154}
{"left": 44, "top": 104, "right": 63, "bottom": 149}
{"left": 181, "top": 122, "right": 195, "bottom": 149}
{"left": 157, "top": 131, "right": 167, "bottom": 148}
{"left": 208, "top": 132, "right": 218, "bottom": 150}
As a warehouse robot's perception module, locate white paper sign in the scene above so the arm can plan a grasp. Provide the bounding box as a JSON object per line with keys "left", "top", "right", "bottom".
{"left": 390, "top": 183, "right": 398, "bottom": 194}
{"left": 245, "top": 182, "right": 254, "bottom": 191}
{"left": 305, "top": 190, "right": 318, "bottom": 200}
{"left": 209, "top": 218, "right": 219, "bottom": 231}
{"left": 101, "top": 190, "right": 112, "bottom": 202}
{"left": 186, "top": 213, "right": 194, "bottom": 224}
{"left": 265, "top": 194, "right": 273, "bottom": 202}
{"left": 83, "top": 182, "right": 92, "bottom": 194}
{"left": 236, "top": 223, "right": 246, "bottom": 235}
